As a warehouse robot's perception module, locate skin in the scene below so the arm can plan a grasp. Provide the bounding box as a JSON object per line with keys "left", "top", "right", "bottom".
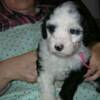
{"left": 84, "top": 43, "right": 100, "bottom": 81}
{"left": 0, "top": 52, "right": 37, "bottom": 91}
{"left": 0, "top": 0, "right": 100, "bottom": 94}
{"left": 0, "top": 0, "right": 38, "bottom": 93}
{"left": 2, "top": 0, "right": 37, "bottom": 14}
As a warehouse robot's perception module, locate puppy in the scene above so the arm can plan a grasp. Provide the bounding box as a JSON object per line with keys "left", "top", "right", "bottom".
{"left": 37, "top": 1, "right": 100, "bottom": 100}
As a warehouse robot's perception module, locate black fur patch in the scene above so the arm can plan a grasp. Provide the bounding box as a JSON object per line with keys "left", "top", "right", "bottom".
{"left": 41, "top": 7, "right": 55, "bottom": 39}
{"left": 36, "top": 45, "right": 44, "bottom": 75}
{"left": 59, "top": 66, "right": 87, "bottom": 100}
{"left": 41, "top": 21, "right": 47, "bottom": 39}
{"left": 46, "top": 24, "right": 56, "bottom": 34}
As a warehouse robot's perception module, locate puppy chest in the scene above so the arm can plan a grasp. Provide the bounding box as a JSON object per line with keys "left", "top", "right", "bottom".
{"left": 40, "top": 57, "right": 78, "bottom": 80}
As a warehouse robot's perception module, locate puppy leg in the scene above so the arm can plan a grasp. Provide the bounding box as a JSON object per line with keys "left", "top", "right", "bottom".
{"left": 59, "top": 67, "right": 87, "bottom": 100}
{"left": 38, "top": 73, "right": 56, "bottom": 100}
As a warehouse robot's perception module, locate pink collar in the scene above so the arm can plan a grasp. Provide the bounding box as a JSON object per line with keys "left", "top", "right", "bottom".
{"left": 79, "top": 52, "right": 90, "bottom": 68}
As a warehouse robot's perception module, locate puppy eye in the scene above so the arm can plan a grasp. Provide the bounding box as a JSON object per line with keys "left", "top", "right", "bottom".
{"left": 70, "top": 28, "right": 81, "bottom": 35}
{"left": 46, "top": 24, "right": 56, "bottom": 34}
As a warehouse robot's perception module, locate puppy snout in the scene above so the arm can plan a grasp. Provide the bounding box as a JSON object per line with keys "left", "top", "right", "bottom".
{"left": 55, "top": 44, "right": 64, "bottom": 51}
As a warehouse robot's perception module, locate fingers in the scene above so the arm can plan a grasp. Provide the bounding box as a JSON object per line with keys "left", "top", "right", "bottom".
{"left": 29, "top": 65, "right": 38, "bottom": 82}
{"left": 84, "top": 71, "right": 100, "bottom": 81}
{"left": 84, "top": 66, "right": 97, "bottom": 77}
{"left": 24, "top": 63, "right": 38, "bottom": 83}
{"left": 26, "top": 72, "right": 37, "bottom": 83}
{"left": 31, "top": 51, "right": 37, "bottom": 62}
{"left": 84, "top": 43, "right": 100, "bottom": 81}
{"left": 84, "top": 64, "right": 100, "bottom": 81}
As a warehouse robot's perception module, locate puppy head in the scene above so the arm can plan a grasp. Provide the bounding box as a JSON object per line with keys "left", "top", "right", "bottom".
{"left": 41, "top": 1, "right": 83, "bottom": 57}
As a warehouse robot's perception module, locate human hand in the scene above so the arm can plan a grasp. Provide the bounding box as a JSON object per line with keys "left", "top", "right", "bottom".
{"left": 0, "top": 51, "right": 37, "bottom": 83}
{"left": 84, "top": 43, "right": 100, "bottom": 81}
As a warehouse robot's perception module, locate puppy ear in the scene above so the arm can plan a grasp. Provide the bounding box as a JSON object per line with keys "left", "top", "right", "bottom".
{"left": 82, "top": 16, "right": 100, "bottom": 47}
{"left": 41, "top": 20, "right": 47, "bottom": 39}
{"left": 81, "top": 11, "right": 100, "bottom": 47}
{"left": 75, "top": 0, "right": 100, "bottom": 47}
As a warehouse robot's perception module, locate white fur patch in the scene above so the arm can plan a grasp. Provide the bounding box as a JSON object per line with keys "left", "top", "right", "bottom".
{"left": 38, "top": 1, "right": 91, "bottom": 100}
{"left": 46, "top": 2, "right": 83, "bottom": 56}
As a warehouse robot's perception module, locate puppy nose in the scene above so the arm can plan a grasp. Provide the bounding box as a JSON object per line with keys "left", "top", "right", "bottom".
{"left": 55, "top": 44, "right": 64, "bottom": 51}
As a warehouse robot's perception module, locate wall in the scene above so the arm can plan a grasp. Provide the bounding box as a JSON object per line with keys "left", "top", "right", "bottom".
{"left": 82, "top": 0, "right": 100, "bottom": 19}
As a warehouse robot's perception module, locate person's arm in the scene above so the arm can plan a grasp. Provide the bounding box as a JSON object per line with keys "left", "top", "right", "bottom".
{"left": 0, "top": 51, "right": 37, "bottom": 95}
{"left": 84, "top": 42, "right": 100, "bottom": 80}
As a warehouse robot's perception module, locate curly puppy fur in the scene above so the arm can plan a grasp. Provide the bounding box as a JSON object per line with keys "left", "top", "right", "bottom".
{"left": 37, "top": 1, "right": 100, "bottom": 100}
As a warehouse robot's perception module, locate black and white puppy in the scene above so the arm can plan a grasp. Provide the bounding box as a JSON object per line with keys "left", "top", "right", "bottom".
{"left": 37, "top": 1, "right": 100, "bottom": 100}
